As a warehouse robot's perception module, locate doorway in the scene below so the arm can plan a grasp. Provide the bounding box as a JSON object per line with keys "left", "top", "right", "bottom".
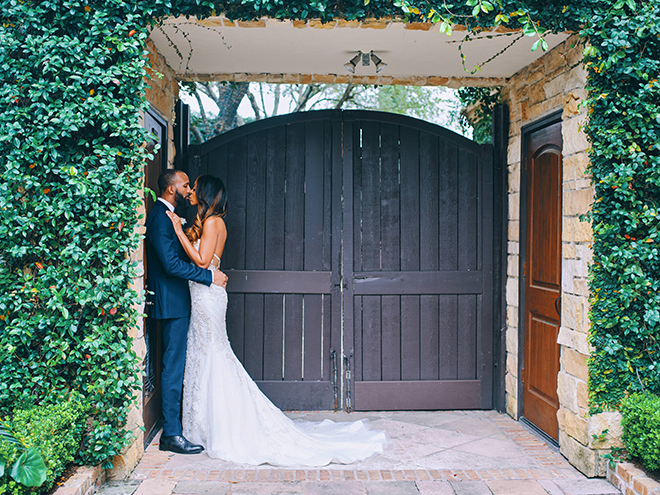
{"left": 142, "top": 108, "right": 168, "bottom": 445}
{"left": 186, "top": 109, "right": 496, "bottom": 411}
{"left": 519, "top": 111, "right": 563, "bottom": 441}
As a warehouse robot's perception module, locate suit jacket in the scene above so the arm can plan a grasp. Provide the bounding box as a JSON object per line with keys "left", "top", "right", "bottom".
{"left": 145, "top": 200, "right": 212, "bottom": 319}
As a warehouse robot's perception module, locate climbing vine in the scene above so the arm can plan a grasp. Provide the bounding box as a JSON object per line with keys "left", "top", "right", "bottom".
{"left": 0, "top": 0, "right": 657, "bottom": 467}
{"left": 580, "top": 0, "right": 660, "bottom": 411}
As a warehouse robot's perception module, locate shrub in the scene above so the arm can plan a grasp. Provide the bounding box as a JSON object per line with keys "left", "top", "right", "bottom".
{"left": 0, "top": 394, "right": 88, "bottom": 494}
{"left": 620, "top": 393, "right": 660, "bottom": 472}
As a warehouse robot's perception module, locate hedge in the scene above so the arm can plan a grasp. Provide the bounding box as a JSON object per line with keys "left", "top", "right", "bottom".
{"left": 620, "top": 393, "right": 660, "bottom": 471}
{"left": 0, "top": 394, "right": 87, "bottom": 494}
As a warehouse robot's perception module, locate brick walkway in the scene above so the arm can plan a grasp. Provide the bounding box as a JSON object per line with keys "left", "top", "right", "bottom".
{"left": 108, "top": 411, "right": 621, "bottom": 495}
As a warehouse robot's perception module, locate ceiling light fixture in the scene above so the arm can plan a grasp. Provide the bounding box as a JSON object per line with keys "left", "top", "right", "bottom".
{"left": 370, "top": 51, "right": 388, "bottom": 73}
{"left": 344, "top": 52, "right": 362, "bottom": 73}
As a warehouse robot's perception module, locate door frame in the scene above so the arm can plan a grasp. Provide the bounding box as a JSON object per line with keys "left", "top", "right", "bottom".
{"left": 142, "top": 104, "right": 169, "bottom": 447}
{"left": 492, "top": 104, "right": 510, "bottom": 414}
{"left": 517, "top": 109, "right": 563, "bottom": 428}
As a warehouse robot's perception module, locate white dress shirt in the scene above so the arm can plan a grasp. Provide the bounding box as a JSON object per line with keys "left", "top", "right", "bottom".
{"left": 158, "top": 197, "right": 175, "bottom": 212}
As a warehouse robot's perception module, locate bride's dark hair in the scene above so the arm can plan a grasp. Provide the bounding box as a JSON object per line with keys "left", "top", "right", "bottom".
{"left": 186, "top": 174, "right": 228, "bottom": 244}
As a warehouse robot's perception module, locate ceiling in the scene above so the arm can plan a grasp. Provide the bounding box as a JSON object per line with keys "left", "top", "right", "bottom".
{"left": 149, "top": 16, "right": 570, "bottom": 85}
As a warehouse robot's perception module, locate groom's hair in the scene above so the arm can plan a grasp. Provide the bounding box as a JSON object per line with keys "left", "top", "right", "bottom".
{"left": 158, "top": 169, "right": 181, "bottom": 194}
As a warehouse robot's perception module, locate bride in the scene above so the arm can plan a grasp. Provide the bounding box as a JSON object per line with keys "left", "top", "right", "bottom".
{"left": 166, "top": 174, "right": 387, "bottom": 466}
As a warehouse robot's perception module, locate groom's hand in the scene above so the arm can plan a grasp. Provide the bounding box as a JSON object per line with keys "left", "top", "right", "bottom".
{"left": 212, "top": 270, "right": 228, "bottom": 288}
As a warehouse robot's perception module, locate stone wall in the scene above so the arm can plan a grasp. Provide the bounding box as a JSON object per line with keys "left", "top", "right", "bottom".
{"left": 106, "top": 39, "right": 179, "bottom": 480}
{"left": 144, "top": 38, "right": 180, "bottom": 168}
{"left": 501, "top": 36, "right": 621, "bottom": 477}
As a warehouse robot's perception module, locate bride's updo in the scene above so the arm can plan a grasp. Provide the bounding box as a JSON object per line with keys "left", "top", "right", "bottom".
{"left": 186, "top": 174, "right": 228, "bottom": 244}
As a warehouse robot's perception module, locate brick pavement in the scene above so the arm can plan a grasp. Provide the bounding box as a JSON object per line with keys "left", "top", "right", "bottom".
{"left": 109, "top": 411, "right": 621, "bottom": 495}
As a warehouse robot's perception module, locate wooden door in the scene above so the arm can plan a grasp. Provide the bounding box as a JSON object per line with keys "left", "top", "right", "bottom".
{"left": 344, "top": 112, "right": 494, "bottom": 410}
{"left": 142, "top": 109, "right": 167, "bottom": 444}
{"left": 522, "top": 117, "right": 563, "bottom": 440}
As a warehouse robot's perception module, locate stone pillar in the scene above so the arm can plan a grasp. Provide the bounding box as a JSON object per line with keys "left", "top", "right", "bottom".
{"left": 502, "top": 36, "right": 621, "bottom": 477}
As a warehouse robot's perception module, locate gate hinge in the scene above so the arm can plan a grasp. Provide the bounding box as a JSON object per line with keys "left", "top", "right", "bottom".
{"left": 344, "top": 349, "right": 354, "bottom": 413}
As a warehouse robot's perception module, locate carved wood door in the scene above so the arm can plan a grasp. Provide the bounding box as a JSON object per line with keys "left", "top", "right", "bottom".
{"left": 522, "top": 116, "right": 563, "bottom": 440}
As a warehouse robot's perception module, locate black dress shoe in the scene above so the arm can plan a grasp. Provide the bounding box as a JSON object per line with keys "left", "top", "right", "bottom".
{"left": 159, "top": 435, "right": 205, "bottom": 454}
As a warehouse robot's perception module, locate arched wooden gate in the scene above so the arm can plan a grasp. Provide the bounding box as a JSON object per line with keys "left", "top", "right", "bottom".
{"left": 185, "top": 110, "right": 494, "bottom": 411}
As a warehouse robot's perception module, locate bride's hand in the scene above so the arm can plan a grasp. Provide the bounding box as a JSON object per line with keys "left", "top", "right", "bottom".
{"left": 166, "top": 211, "right": 184, "bottom": 235}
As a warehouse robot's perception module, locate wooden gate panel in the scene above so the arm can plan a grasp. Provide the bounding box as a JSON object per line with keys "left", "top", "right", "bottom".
{"left": 350, "top": 112, "right": 492, "bottom": 410}
{"left": 458, "top": 295, "right": 478, "bottom": 379}
{"left": 265, "top": 127, "right": 286, "bottom": 271}
{"left": 420, "top": 295, "right": 439, "bottom": 380}
{"left": 458, "top": 151, "right": 479, "bottom": 271}
{"left": 438, "top": 140, "right": 459, "bottom": 271}
{"left": 399, "top": 128, "right": 422, "bottom": 381}
{"left": 190, "top": 110, "right": 493, "bottom": 411}
{"left": 303, "top": 294, "right": 323, "bottom": 381}
{"left": 262, "top": 127, "right": 286, "bottom": 382}
{"left": 246, "top": 133, "right": 267, "bottom": 270}
{"left": 381, "top": 123, "right": 401, "bottom": 271}
{"left": 283, "top": 123, "right": 305, "bottom": 382}
{"left": 224, "top": 137, "right": 247, "bottom": 271}
{"left": 244, "top": 133, "right": 267, "bottom": 378}
{"left": 263, "top": 294, "right": 284, "bottom": 380}
{"left": 420, "top": 134, "right": 441, "bottom": 271}
{"left": 193, "top": 115, "right": 337, "bottom": 409}
{"left": 439, "top": 295, "right": 459, "bottom": 380}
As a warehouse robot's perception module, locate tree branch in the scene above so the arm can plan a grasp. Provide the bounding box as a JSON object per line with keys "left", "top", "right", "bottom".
{"left": 294, "top": 84, "right": 319, "bottom": 112}
{"left": 192, "top": 87, "right": 210, "bottom": 137}
{"left": 190, "top": 125, "right": 204, "bottom": 144}
{"left": 198, "top": 81, "right": 221, "bottom": 109}
{"left": 246, "top": 89, "right": 262, "bottom": 120}
{"left": 259, "top": 83, "right": 268, "bottom": 118}
{"left": 334, "top": 84, "right": 355, "bottom": 109}
{"left": 272, "top": 84, "right": 281, "bottom": 116}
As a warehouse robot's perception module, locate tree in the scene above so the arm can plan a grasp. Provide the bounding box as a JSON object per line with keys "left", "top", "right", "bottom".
{"left": 181, "top": 82, "right": 463, "bottom": 143}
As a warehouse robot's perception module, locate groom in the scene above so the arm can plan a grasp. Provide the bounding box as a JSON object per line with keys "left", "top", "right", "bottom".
{"left": 145, "top": 169, "right": 228, "bottom": 455}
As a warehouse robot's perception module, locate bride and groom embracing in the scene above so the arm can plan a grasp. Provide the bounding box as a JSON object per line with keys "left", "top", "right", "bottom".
{"left": 145, "top": 169, "right": 387, "bottom": 466}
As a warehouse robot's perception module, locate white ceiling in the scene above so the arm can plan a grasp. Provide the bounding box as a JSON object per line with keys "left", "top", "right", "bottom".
{"left": 149, "top": 16, "right": 569, "bottom": 83}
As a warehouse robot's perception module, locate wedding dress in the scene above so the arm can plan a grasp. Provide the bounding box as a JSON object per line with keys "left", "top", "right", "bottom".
{"left": 181, "top": 242, "right": 388, "bottom": 466}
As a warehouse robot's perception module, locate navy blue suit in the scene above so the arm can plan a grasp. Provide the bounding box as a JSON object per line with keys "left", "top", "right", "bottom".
{"left": 145, "top": 200, "right": 212, "bottom": 437}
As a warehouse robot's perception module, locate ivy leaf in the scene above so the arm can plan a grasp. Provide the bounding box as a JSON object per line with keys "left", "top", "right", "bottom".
{"left": 10, "top": 448, "right": 47, "bottom": 487}
{"left": 0, "top": 423, "right": 21, "bottom": 445}
{"left": 144, "top": 187, "right": 157, "bottom": 202}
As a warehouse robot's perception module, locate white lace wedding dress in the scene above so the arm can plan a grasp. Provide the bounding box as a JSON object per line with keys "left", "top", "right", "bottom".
{"left": 181, "top": 243, "right": 388, "bottom": 466}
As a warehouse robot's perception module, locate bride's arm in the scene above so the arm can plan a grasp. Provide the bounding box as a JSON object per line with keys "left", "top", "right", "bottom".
{"left": 166, "top": 212, "right": 226, "bottom": 269}
{"left": 197, "top": 216, "right": 227, "bottom": 268}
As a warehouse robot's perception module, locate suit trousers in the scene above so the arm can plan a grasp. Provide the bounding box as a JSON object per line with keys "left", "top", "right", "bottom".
{"left": 161, "top": 316, "right": 190, "bottom": 437}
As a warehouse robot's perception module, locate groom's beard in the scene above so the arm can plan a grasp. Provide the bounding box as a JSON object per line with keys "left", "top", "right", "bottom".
{"left": 174, "top": 191, "right": 189, "bottom": 208}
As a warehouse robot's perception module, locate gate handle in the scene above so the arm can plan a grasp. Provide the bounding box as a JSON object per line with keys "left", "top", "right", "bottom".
{"left": 555, "top": 296, "right": 561, "bottom": 316}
